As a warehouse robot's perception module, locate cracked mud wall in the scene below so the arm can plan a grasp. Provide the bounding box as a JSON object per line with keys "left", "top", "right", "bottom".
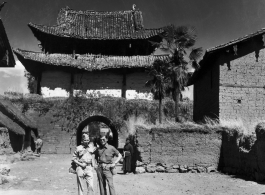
{"left": 136, "top": 126, "right": 222, "bottom": 167}
{"left": 219, "top": 123, "right": 265, "bottom": 181}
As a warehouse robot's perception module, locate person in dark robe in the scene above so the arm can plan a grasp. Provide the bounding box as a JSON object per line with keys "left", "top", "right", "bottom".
{"left": 123, "top": 138, "right": 133, "bottom": 174}
{"left": 131, "top": 139, "right": 139, "bottom": 174}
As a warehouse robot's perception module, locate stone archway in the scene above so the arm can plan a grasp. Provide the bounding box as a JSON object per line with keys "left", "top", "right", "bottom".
{"left": 76, "top": 115, "right": 119, "bottom": 148}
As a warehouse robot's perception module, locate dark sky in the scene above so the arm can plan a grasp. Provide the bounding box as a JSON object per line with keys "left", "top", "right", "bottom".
{"left": 1, "top": 0, "right": 265, "bottom": 95}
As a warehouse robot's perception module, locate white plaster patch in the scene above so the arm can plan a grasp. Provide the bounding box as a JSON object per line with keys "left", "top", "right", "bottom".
{"left": 41, "top": 87, "right": 69, "bottom": 97}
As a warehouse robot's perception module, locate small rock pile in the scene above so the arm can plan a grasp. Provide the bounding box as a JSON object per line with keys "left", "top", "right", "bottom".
{"left": 135, "top": 162, "right": 217, "bottom": 174}
{"left": 0, "top": 164, "right": 15, "bottom": 185}
{"left": 0, "top": 151, "right": 38, "bottom": 185}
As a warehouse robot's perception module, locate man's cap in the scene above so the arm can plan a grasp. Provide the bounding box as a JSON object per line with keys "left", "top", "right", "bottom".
{"left": 82, "top": 134, "right": 90, "bottom": 141}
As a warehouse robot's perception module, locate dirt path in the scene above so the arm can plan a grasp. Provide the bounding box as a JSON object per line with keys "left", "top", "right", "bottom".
{"left": 0, "top": 154, "right": 265, "bottom": 195}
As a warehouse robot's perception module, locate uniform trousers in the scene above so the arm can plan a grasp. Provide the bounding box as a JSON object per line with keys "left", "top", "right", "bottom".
{"left": 76, "top": 166, "right": 94, "bottom": 195}
{"left": 96, "top": 165, "right": 116, "bottom": 195}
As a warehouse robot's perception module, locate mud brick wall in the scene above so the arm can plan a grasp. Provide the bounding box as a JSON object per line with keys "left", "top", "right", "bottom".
{"left": 26, "top": 109, "right": 76, "bottom": 154}
{"left": 0, "top": 127, "right": 23, "bottom": 152}
{"left": 219, "top": 48, "right": 265, "bottom": 127}
{"left": 136, "top": 127, "right": 222, "bottom": 167}
{"left": 220, "top": 126, "right": 265, "bottom": 181}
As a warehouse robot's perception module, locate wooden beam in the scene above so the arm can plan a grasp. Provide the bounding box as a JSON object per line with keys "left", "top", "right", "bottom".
{"left": 121, "top": 73, "right": 127, "bottom": 98}
{"left": 72, "top": 40, "right": 76, "bottom": 58}
{"left": 70, "top": 72, "right": 74, "bottom": 97}
{"left": 36, "top": 72, "right": 42, "bottom": 95}
{"left": 220, "top": 83, "right": 265, "bottom": 89}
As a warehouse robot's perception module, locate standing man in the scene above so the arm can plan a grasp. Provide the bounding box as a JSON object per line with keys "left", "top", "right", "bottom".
{"left": 35, "top": 136, "right": 43, "bottom": 155}
{"left": 95, "top": 132, "right": 122, "bottom": 195}
{"left": 72, "top": 134, "right": 96, "bottom": 195}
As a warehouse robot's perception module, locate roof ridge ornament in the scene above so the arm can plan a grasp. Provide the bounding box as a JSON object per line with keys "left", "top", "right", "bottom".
{"left": 132, "top": 4, "right": 136, "bottom": 11}
{"left": 0, "top": 2, "right": 7, "bottom": 12}
{"left": 233, "top": 45, "right": 237, "bottom": 56}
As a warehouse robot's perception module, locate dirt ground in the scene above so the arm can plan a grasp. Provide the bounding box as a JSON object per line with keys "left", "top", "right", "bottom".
{"left": 0, "top": 154, "right": 265, "bottom": 195}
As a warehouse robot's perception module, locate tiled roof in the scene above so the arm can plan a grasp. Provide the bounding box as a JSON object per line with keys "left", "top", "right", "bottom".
{"left": 0, "top": 96, "right": 38, "bottom": 135}
{"left": 14, "top": 49, "right": 169, "bottom": 71}
{"left": 28, "top": 6, "right": 164, "bottom": 40}
{"left": 207, "top": 28, "right": 265, "bottom": 52}
{"left": 0, "top": 19, "right": 15, "bottom": 67}
{"left": 0, "top": 111, "right": 25, "bottom": 135}
{"left": 188, "top": 28, "right": 265, "bottom": 86}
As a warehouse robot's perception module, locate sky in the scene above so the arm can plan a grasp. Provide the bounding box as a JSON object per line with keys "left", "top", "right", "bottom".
{"left": 1, "top": 0, "right": 265, "bottom": 98}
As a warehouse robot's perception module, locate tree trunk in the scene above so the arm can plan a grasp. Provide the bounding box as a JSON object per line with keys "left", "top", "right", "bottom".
{"left": 159, "top": 97, "right": 162, "bottom": 124}
{"left": 174, "top": 87, "right": 181, "bottom": 122}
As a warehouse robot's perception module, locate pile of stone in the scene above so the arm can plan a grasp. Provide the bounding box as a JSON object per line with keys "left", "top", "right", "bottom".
{"left": 0, "top": 163, "right": 16, "bottom": 185}
{"left": 0, "top": 151, "right": 38, "bottom": 185}
{"left": 135, "top": 162, "right": 217, "bottom": 174}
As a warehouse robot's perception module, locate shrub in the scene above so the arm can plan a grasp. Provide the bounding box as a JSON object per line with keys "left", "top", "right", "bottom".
{"left": 5, "top": 94, "right": 193, "bottom": 134}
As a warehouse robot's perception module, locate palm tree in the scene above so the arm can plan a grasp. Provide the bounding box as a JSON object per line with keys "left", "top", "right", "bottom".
{"left": 145, "top": 59, "right": 169, "bottom": 123}
{"left": 152, "top": 25, "right": 203, "bottom": 122}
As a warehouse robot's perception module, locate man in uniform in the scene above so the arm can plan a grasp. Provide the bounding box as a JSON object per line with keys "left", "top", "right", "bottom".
{"left": 72, "top": 134, "right": 96, "bottom": 195}
{"left": 95, "top": 132, "right": 122, "bottom": 195}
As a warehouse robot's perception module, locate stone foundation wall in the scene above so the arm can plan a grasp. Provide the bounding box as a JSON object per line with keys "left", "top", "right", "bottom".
{"left": 136, "top": 127, "right": 222, "bottom": 167}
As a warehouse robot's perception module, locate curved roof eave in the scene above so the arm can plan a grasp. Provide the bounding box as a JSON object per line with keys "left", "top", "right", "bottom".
{"left": 14, "top": 48, "right": 169, "bottom": 72}
{"left": 28, "top": 22, "right": 164, "bottom": 41}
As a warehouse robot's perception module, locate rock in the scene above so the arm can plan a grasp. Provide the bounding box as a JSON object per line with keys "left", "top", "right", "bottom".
{"left": 164, "top": 163, "right": 174, "bottom": 169}
{"left": 146, "top": 166, "right": 156, "bottom": 173}
{"left": 0, "top": 175, "right": 8, "bottom": 185}
{"left": 179, "top": 167, "right": 188, "bottom": 173}
{"left": 165, "top": 169, "right": 179, "bottom": 173}
{"left": 190, "top": 170, "right": 197, "bottom": 173}
{"left": 148, "top": 163, "right": 157, "bottom": 167}
{"left": 156, "top": 166, "right": 165, "bottom": 172}
{"left": 21, "top": 156, "right": 36, "bottom": 161}
{"left": 197, "top": 166, "right": 206, "bottom": 173}
{"left": 0, "top": 164, "right": 10, "bottom": 176}
{"left": 136, "top": 161, "right": 145, "bottom": 167}
{"left": 0, "top": 175, "right": 16, "bottom": 185}
{"left": 156, "top": 162, "right": 167, "bottom": 167}
{"left": 206, "top": 166, "right": 216, "bottom": 173}
{"left": 187, "top": 166, "right": 196, "bottom": 171}
{"left": 136, "top": 167, "right": 146, "bottom": 174}
{"left": 172, "top": 165, "right": 179, "bottom": 169}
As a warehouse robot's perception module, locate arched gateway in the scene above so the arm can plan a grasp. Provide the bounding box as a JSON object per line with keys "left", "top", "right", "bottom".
{"left": 76, "top": 115, "right": 119, "bottom": 148}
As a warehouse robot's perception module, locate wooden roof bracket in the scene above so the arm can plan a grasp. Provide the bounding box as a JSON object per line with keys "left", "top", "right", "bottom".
{"left": 262, "top": 34, "right": 265, "bottom": 46}
{"left": 255, "top": 49, "right": 260, "bottom": 62}
{"left": 233, "top": 45, "right": 237, "bottom": 56}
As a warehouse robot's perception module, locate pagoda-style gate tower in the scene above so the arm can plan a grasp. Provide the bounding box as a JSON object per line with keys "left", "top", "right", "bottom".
{"left": 14, "top": 5, "right": 166, "bottom": 98}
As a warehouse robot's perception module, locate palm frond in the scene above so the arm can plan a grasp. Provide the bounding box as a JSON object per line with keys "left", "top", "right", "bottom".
{"left": 191, "top": 60, "right": 200, "bottom": 70}
{"left": 145, "top": 80, "right": 154, "bottom": 88}
{"left": 189, "top": 47, "right": 204, "bottom": 61}
{"left": 149, "top": 40, "right": 161, "bottom": 48}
